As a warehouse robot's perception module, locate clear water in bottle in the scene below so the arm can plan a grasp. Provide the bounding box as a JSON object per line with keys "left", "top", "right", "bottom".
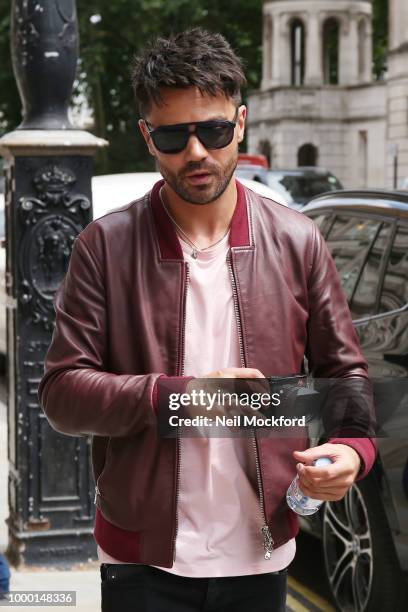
{"left": 286, "top": 456, "right": 333, "bottom": 516}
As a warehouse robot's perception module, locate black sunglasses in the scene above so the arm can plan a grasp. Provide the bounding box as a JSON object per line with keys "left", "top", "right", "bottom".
{"left": 144, "top": 108, "right": 239, "bottom": 154}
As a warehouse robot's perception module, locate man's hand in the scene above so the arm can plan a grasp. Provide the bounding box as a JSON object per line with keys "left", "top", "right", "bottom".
{"left": 292, "top": 443, "right": 362, "bottom": 501}
{"left": 185, "top": 368, "right": 266, "bottom": 418}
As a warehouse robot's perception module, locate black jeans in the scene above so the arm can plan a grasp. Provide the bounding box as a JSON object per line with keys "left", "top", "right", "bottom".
{"left": 101, "top": 563, "right": 287, "bottom": 612}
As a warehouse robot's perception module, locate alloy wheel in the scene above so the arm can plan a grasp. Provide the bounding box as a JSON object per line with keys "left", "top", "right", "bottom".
{"left": 323, "top": 484, "right": 373, "bottom": 611}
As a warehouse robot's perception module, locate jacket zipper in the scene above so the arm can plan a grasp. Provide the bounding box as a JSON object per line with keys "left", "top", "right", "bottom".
{"left": 172, "top": 261, "right": 189, "bottom": 561}
{"left": 94, "top": 263, "right": 189, "bottom": 561}
{"left": 227, "top": 251, "right": 274, "bottom": 560}
{"left": 94, "top": 438, "right": 111, "bottom": 506}
{"left": 227, "top": 253, "right": 246, "bottom": 368}
{"left": 252, "top": 436, "right": 273, "bottom": 559}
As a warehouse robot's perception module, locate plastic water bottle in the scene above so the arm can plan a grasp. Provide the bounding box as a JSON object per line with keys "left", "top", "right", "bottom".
{"left": 286, "top": 457, "right": 333, "bottom": 516}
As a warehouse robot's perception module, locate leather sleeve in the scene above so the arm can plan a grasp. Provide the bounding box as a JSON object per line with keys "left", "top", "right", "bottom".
{"left": 38, "top": 235, "right": 187, "bottom": 437}
{"left": 305, "top": 224, "right": 377, "bottom": 477}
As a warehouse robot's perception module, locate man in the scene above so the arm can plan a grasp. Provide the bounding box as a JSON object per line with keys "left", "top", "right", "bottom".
{"left": 39, "top": 28, "right": 376, "bottom": 612}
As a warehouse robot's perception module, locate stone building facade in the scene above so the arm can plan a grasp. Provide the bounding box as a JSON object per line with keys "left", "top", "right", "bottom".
{"left": 247, "top": 0, "right": 408, "bottom": 189}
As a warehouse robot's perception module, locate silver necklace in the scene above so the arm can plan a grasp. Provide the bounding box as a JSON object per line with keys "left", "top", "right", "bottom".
{"left": 159, "top": 189, "right": 229, "bottom": 259}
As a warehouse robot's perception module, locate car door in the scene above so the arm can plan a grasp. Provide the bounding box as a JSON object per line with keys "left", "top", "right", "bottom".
{"left": 352, "top": 220, "right": 408, "bottom": 556}
{"left": 315, "top": 209, "right": 408, "bottom": 566}
{"left": 308, "top": 207, "right": 408, "bottom": 610}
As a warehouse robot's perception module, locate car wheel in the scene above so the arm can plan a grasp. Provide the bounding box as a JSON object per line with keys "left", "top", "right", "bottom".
{"left": 322, "top": 474, "right": 403, "bottom": 611}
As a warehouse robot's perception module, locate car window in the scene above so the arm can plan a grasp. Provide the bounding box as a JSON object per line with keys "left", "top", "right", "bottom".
{"left": 351, "top": 223, "right": 392, "bottom": 318}
{"left": 271, "top": 174, "right": 342, "bottom": 204}
{"left": 380, "top": 223, "right": 408, "bottom": 313}
{"left": 307, "top": 213, "right": 329, "bottom": 231}
{"left": 325, "top": 215, "right": 382, "bottom": 302}
{"left": 235, "top": 167, "right": 268, "bottom": 184}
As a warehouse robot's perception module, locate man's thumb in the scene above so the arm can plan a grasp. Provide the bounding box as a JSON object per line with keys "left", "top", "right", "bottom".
{"left": 293, "top": 448, "right": 319, "bottom": 463}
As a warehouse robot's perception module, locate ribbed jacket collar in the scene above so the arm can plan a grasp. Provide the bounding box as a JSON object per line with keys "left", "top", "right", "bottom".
{"left": 149, "top": 178, "right": 250, "bottom": 260}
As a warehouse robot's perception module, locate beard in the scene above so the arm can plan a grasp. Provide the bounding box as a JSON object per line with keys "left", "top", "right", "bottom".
{"left": 157, "top": 148, "right": 238, "bottom": 205}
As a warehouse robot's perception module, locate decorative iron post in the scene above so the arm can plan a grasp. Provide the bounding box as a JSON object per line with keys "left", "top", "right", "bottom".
{"left": 0, "top": 0, "right": 107, "bottom": 565}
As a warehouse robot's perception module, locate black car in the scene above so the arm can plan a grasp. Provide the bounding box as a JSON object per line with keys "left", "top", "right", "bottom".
{"left": 301, "top": 190, "right": 408, "bottom": 611}
{"left": 235, "top": 165, "right": 343, "bottom": 209}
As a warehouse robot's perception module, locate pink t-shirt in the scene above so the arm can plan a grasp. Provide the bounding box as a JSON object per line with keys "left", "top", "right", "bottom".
{"left": 98, "top": 231, "right": 295, "bottom": 576}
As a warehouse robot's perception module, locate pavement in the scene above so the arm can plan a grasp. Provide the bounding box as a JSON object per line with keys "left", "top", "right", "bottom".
{"left": 0, "top": 395, "right": 101, "bottom": 611}
{"left": 5, "top": 567, "right": 101, "bottom": 612}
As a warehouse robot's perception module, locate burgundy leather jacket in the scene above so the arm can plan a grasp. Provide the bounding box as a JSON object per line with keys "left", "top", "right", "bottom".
{"left": 38, "top": 179, "right": 376, "bottom": 567}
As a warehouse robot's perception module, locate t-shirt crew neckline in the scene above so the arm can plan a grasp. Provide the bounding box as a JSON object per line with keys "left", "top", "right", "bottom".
{"left": 178, "top": 231, "right": 230, "bottom": 261}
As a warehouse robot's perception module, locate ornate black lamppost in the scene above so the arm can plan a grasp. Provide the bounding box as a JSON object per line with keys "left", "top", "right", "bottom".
{"left": 0, "top": 0, "right": 107, "bottom": 565}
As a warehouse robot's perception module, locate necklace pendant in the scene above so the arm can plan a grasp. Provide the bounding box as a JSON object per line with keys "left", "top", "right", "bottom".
{"left": 192, "top": 249, "right": 198, "bottom": 259}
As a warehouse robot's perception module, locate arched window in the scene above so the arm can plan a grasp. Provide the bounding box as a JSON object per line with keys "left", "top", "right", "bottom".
{"left": 291, "top": 19, "right": 305, "bottom": 86}
{"left": 372, "top": 0, "right": 387, "bottom": 80}
{"left": 358, "top": 19, "right": 366, "bottom": 79}
{"left": 258, "top": 139, "right": 272, "bottom": 167}
{"left": 323, "top": 18, "right": 340, "bottom": 85}
{"left": 298, "top": 143, "right": 318, "bottom": 167}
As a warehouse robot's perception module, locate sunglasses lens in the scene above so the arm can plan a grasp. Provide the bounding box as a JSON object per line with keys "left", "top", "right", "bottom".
{"left": 149, "top": 118, "right": 236, "bottom": 154}
{"left": 197, "top": 124, "right": 235, "bottom": 149}
{"left": 151, "top": 127, "right": 188, "bottom": 154}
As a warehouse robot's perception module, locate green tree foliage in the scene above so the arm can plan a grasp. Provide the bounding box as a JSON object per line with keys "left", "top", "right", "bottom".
{"left": 0, "top": 0, "right": 390, "bottom": 172}
{"left": 76, "top": 0, "right": 263, "bottom": 173}
{"left": 0, "top": 1, "right": 262, "bottom": 172}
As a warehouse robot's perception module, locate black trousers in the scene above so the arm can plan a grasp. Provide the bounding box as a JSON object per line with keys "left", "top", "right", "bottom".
{"left": 101, "top": 563, "right": 288, "bottom": 612}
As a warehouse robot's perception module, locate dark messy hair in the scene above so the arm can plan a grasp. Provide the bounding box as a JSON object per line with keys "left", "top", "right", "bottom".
{"left": 131, "top": 28, "right": 247, "bottom": 117}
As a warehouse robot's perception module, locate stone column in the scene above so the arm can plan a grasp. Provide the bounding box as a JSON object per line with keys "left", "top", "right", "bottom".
{"left": 262, "top": 14, "right": 273, "bottom": 89}
{"left": 271, "top": 13, "right": 282, "bottom": 86}
{"left": 305, "top": 12, "right": 323, "bottom": 86}
{"left": 280, "top": 14, "right": 292, "bottom": 87}
{"left": 389, "top": 0, "right": 408, "bottom": 51}
{"left": 339, "top": 15, "right": 359, "bottom": 85}
{"left": 363, "top": 19, "right": 373, "bottom": 82}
